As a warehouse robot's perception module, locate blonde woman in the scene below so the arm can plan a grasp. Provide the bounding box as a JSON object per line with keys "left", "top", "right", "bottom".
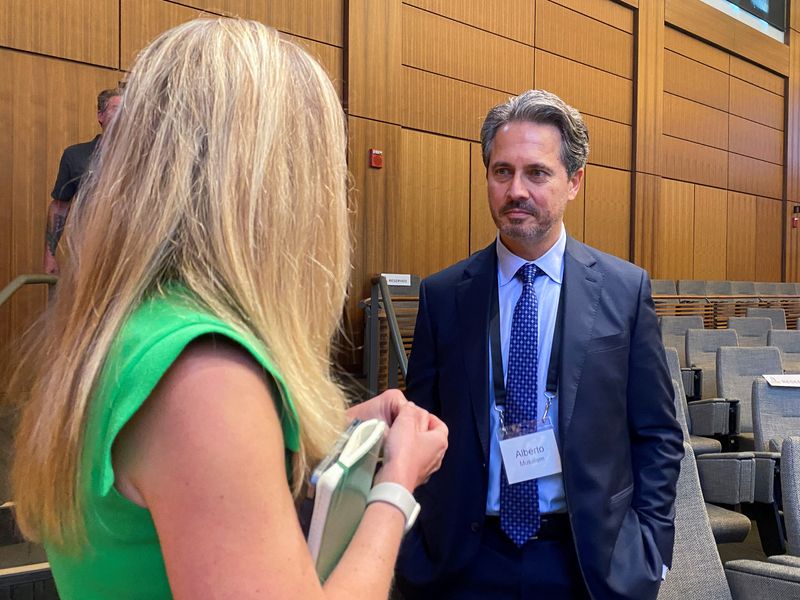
{"left": 10, "top": 18, "right": 448, "bottom": 600}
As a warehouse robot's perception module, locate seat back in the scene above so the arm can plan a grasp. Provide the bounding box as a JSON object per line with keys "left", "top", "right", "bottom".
{"left": 731, "top": 281, "right": 756, "bottom": 295}
{"left": 656, "top": 441, "right": 732, "bottom": 600}
{"left": 717, "top": 347, "right": 783, "bottom": 433}
{"left": 678, "top": 280, "right": 707, "bottom": 296}
{"left": 781, "top": 436, "right": 800, "bottom": 556}
{"left": 767, "top": 330, "right": 800, "bottom": 373}
{"left": 746, "top": 307, "right": 787, "bottom": 330}
{"left": 752, "top": 378, "right": 800, "bottom": 452}
{"left": 728, "top": 316, "right": 772, "bottom": 347}
{"left": 777, "top": 282, "right": 799, "bottom": 295}
{"left": 652, "top": 279, "right": 677, "bottom": 295}
{"left": 707, "top": 280, "right": 733, "bottom": 295}
{"left": 661, "top": 316, "right": 704, "bottom": 367}
{"left": 755, "top": 282, "right": 779, "bottom": 296}
{"left": 685, "top": 329, "right": 739, "bottom": 398}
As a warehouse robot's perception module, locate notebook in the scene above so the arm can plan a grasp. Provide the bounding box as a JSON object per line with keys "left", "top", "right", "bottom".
{"left": 307, "top": 418, "right": 386, "bottom": 580}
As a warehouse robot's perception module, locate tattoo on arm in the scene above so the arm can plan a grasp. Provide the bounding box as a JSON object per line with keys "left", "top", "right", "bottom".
{"left": 45, "top": 202, "right": 69, "bottom": 255}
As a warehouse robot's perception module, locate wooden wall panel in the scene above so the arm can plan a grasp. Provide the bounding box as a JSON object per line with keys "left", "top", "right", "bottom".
{"left": 693, "top": 185, "right": 727, "bottom": 280}
{"left": 728, "top": 116, "right": 783, "bottom": 165}
{"left": 0, "top": 0, "right": 119, "bottom": 68}
{"left": 348, "top": 0, "right": 401, "bottom": 123}
{"left": 665, "top": 0, "right": 789, "bottom": 76}
{"left": 633, "top": 173, "right": 659, "bottom": 271}
{"left": 661, "top": 135, "right": 727, "bottom": 189}
{"left": 549, "top": 0, "right": 633, "bottom": 33}
{"left": 263, "top": 0, "right": 343, "bottom": 46}
{"left": 728, "top": 153, "right": 783, "bottom": 200}
{"left": 535, "top": 0, "right": 632, "bottom": 79}
{"left": 788, "top": 28, "right": 800, "bottom": 280}
{"left": 730, "top": 56, "right": 785, "bottom": 96}
{"left": 535, "top": 50, "right": 632, "bottom": 124}
{"left": 663, "top": 93, "right": 727, "bottom": 150}
{"left": 727, "top": 192, "right": 757, "bottom": 280}
{"left": 469, "top": 144, "right": 496, "bottom": 253}
{"left": 664, "top": 51, "right": 728, "bottom": 111}
{"left": 0, "top": 49, "right": 120, "bottom": 367}
{"left": 583, "top": 115, "right": 631, "bottom": 170}
{"left": 729, "top": 78, "right": 785, "bottom": 131}
{"left": 390, "top": 130, "right": 470, "bottom": 276}
{"left": 654, "top": 179, "right": 694, "bottom": 279}
{"left": 284, "top": 34, "right": 344, "bottom": 98}
{"left": 756, "top": 197, "right": 783, "bottom": 282}
{"left": 402, "top": 68, "right": 507, "bottom": 141}
{"left": 346, "top": 117, "right": 401, "bottom": 358}
{"left": 402, "top": 5, "right": 533, "bottom": 94}
{"left": 165, "top": 0, "right": 266, "bottom": 20}
{"left": 121, "top": 0, "right": 207, "bottom": 70}
{"left": 563, "top": 171, "right": 586, "bottom": 242}
{"left": 635, "top": 0, "right": 663, "bottom": 176}
{"left": 787, "top": 201, "right": 800, "bottom": 283}
{"left": 583, "top": 165, "right": 630, "bottom": 259}
{"left": 664, "top": 26, "right": 728, "bottom": 73}
{"left": 403, "top": 0, "right": 535, "bottom": 45}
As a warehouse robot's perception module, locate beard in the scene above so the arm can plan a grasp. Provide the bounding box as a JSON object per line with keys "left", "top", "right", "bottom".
{"left": 492, "top": 199, "right": 559, "bottom": 242}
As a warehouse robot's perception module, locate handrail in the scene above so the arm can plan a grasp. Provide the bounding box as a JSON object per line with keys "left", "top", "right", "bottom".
{"left": 0, "top": 274, "right": 57, "bottom": 309}
{"left": 375, "top": 276, "right": 409, "bottom": 379}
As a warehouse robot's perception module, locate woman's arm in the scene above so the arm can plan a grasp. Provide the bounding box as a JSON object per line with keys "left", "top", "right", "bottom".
{"left": 114, "top": 337, "right": 446, "bottom": 600}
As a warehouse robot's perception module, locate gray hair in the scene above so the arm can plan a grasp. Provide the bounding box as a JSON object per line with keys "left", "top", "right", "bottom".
{"left": 480, "top": 89, "right": 589, "bottom": 177}
{"left": 96, "top": 88, "right": 121, "bottom": 113}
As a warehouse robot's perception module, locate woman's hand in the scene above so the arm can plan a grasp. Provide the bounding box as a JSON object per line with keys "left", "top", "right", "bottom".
{"left": 346, "top": 389, "right": 408, "bottom": 425}
{"left": 375, "top": 402, "right": 448, "bottom": 492}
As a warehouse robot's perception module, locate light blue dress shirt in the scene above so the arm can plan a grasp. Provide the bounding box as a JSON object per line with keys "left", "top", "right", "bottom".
{"left": 485, "top": 226, "right": 567, "bottom": 516}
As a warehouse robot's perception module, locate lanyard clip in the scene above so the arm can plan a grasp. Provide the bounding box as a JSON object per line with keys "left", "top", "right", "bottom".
{"left": 542, "top": 393, "right": 555, "bottom": 424}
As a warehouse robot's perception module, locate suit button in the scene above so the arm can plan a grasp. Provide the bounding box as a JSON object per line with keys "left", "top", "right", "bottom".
{"left": 470, "top": 522, "right": 481, "bottom": 533}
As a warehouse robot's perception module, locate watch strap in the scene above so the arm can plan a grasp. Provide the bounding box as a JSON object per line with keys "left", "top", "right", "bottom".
{"left": 367, "top": 482, "right": 420, "bottom": 534}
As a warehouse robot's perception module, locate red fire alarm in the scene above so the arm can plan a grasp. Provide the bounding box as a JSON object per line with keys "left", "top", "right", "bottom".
{"left": 369, "top": 148, "right": 384, "bottom": 169}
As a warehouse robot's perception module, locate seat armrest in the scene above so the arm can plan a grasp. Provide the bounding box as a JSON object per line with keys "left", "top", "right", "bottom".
{"left": 697, "top": 452, "right": 755, "bottom": 504}
{"left": 688, "top": 399, "right": 740, "bottom": 436}
{"left": 727, "top": 559, "right": 800, "bottom": 599}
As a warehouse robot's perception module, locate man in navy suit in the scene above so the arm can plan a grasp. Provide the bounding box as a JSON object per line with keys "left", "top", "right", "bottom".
{"left": 396, "top": 90, "right": 684, "bottom": 599}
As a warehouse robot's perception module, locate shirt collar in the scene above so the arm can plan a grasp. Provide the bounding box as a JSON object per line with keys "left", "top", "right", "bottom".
{"left": 496, "top": 225, "right": 566, "bottom": 288}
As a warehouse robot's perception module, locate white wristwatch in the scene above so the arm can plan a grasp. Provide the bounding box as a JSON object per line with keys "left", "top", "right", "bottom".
{"left": 367, "top": 482, "right": 421, "bottom": 534}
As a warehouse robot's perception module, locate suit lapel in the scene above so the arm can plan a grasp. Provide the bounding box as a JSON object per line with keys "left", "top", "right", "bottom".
{"left": 456, "top": 244, "right": 496, "bottom": 463}
{"left": 558, "top": 237, "right": 603, "bottom": 438}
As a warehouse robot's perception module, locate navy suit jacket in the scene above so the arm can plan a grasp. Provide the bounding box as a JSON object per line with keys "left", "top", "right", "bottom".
{"left": 396, "top": 237, "right": 684, "bottom": 600}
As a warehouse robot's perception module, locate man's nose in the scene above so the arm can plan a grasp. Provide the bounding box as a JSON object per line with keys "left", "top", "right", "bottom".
{"left": 507, "top": 173, "right": 527, "bottom": 200}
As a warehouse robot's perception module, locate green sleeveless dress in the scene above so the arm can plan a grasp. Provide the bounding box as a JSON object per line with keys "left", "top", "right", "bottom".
{"left": 44, "top": 289, "right": 300, "bottom": 599}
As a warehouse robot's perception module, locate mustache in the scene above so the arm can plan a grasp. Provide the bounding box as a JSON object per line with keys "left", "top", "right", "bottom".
{"left": 500, "top": 201, "right": 540, "bottom": 216}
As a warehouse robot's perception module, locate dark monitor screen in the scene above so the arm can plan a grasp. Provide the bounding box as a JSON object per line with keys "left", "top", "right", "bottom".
{"left": 726, "top": 0, "right": 786, "bottom": 32}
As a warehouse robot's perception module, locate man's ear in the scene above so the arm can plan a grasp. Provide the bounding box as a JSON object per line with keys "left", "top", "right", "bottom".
{"left": 567, "top": 168, "right": 584, "bottom": 201}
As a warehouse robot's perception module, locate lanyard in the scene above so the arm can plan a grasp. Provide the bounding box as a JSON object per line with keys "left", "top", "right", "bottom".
{"left": 489, "top": 268, "right": 565, "bottom": 411}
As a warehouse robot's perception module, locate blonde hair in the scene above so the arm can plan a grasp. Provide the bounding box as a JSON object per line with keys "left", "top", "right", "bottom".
{"left": 11, "top": 18, "right": 349, "bottom": 546}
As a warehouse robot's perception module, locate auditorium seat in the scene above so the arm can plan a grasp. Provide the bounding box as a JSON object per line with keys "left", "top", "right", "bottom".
{"left": 728, "top": 317, "right": 772, "bottom": 347}
{"left": 707, "top": 280, "right": 734, "bottom": 296}
{"left": 652, "top": 279, "right": 677, "bottom": 295}
{"left": 781, "top": 436, "right": 800, "bottom": 557}
{"left": 677, "top": 279, "right": 707, "bottom": 296}
{"left": 731, "top": 281, "right": 756, "bottom": 295}
{"left": 661, "top": 316, "right": 704, "bottom": 367}
{"left": 746, "top": 307, "right": 787, "bottom": 330}
{"left": 665, "top": 348, "right": 723, "bottom": 453}
{"left": 686, "top": 329, "right": 739, "bottom": 399}
{"left": 657, "top": 441, "right": 800, "bottom": 600}
{"left": 717, "top": 347, "right": 783, "bottom": 450}
{"left": 767, "top": 330, "right": 800, "bottom": 373}
{"left": 755, "top": 282, "right": 779, "bottom": 296}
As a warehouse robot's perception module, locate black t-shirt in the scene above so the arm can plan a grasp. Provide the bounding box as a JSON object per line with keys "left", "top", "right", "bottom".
{"left": 50, "top": 134, "right": 101, "bottom": 201}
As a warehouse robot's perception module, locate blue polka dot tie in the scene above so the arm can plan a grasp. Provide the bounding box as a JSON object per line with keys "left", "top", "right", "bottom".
{"left": 500, "top": 263, "right": 541, "bottom": 547}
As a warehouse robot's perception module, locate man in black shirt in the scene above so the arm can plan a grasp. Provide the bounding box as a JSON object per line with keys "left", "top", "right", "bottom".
{"left": 44, "top": 88, "right": 121, "bottom": 274}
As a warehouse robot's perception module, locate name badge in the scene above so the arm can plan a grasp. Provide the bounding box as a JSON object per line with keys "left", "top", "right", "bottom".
{"left": 499, "top": 427, "right": 562, "bottom": 485}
